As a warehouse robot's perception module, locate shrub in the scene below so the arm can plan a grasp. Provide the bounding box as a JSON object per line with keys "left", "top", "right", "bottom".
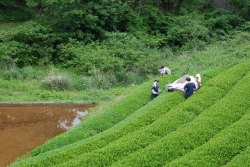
{"left": 0, "top": 5, "right": 36, "bottom": 22}
{"left": 166, "top": 13, "right": 210, "bottom": 52}
{"left": 56, "top": 33, "right": 164, "bottom": 87}
{"left": 41, "top": 74, "right": 72, "bottom": 91}
{"left": 3, "top": 64, "right": 22, "bottom": 80}
{"left": 224, "top": 146, "right": 250, "bottom": 167}
{"left": 1, "top": 21, "right": 60, "bottom": 67}
{"left": 21, "top": 66, "right": 36, "bottom": 79}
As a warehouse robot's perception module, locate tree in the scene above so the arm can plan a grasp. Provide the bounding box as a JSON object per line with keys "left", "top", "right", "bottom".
{"left": 25, "top": 0, "right": 140, "bottom": 42}
{"left": 0, "top": 0, "right": 14, "bottom": 6}
{"left": 227, "top": 0, "right": 250, "bottom": 20}
{"left": 166, "top": 13, "right": 209, "bottom": 51}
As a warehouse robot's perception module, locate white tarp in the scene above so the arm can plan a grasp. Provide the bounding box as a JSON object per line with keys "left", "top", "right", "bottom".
{"left": 165, "top": 75, "right": 198, "bottom": 92}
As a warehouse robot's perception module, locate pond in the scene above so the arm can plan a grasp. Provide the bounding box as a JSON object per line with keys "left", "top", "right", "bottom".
{"left": 0, "top": 103, "right": 95, "bottom": 167}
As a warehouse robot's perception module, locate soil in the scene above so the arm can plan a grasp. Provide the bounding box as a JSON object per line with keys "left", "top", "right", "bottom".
{"left": 0, "top": 103, "right": 94, "bottom": 167}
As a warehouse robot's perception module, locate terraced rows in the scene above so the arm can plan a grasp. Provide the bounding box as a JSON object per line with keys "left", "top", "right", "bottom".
{"left": 165, "top": 72, "right": 250, "bottom": 166}
{"left": 223, "top": 146, "right": 250, "bottom": 167}
{"left": 30, "top": 74, "right": 179, "bottom": 156}
{"left": 10, "top": 60, "right": 250, "bottom": 167}
{"left": 11, "top": 75, "right": 181, "bottom": 166}
{"left": 55, "top": 61, "right": 250, "bottom": 167}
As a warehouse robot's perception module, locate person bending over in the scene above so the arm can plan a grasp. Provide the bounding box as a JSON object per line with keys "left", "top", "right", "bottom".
{"left": 184, "top": 77, "right": 196, "bottom": 99}
{"left": 195, "top": 74, "right": 201, "bottom": 89}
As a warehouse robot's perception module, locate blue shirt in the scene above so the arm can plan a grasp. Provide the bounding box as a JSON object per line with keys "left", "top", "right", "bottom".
{"left": 184, "top": 82, "right": 196, "bottom": 98}
{"left": 151, "top": 84, "right": 159, "bottom": 99}
{"left": 152, "top": 85, "right": 159, "bottom": 93}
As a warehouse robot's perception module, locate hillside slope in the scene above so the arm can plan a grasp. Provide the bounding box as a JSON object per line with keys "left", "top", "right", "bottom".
{"left": 10, "top": 60, "right": 250, "bottom": 167}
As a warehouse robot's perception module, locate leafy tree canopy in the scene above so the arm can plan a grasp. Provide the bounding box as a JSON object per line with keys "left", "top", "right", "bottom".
{"left": 25, "top": 0, "right": 141, "bottom": 42}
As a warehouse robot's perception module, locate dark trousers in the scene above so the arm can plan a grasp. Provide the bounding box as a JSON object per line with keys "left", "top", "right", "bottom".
{"left": 151, "top": 93, "right": 158, "bottom": 99}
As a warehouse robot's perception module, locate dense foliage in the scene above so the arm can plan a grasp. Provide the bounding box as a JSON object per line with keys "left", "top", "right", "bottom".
{"left": 1, "top": 0, "right": 250, "bottom": 89}
{"left": 0, "top": 0, "right": 35, "bottom": 22}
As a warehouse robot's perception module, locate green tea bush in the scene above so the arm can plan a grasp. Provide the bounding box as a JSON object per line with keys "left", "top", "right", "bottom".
{"left": 165, "top": 72, "right": 250, "bottom": 166}
{"left": 166, "top": 114, "right": 250, "bottom": 167}
{"left": 32, "top": 62, "right": 249, "bottom": 167}
{"left": 108, "top": 65, "right": 250, "bottom": 167}
{"left": 224, "top": 146, "right": 250, "bottom": 167}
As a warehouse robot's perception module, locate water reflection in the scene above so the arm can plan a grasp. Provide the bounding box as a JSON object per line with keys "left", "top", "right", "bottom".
{"left": 58, "top": 109, "right": 88, "bottom": 130}
{"left": 0, "top": 103, "right": 94, "bottom": 167}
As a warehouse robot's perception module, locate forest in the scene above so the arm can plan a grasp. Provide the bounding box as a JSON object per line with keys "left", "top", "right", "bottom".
{"left": 1, "top": 0, "right": 250, "bottom": 90}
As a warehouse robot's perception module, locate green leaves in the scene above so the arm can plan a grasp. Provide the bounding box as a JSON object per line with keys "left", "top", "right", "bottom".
{"left": 166, "top": 13, "right": 209, "bottom": 51}
{"left": 1, "top": 21, "right": 59, "bottom": 67}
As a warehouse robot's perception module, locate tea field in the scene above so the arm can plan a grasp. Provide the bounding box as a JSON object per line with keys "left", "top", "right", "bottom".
{"left": 10, "top": 60, "right": 250, "bottom": 167}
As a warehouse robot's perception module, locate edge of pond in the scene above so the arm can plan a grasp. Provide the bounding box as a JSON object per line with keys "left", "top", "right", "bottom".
{"left": 0, "top": 102, "right": 97, "bottom": 107}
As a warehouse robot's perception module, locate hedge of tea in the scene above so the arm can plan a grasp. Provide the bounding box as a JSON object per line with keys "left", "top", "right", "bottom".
{"left": 164, "top": 72, "right": 250, "bottom": 166}
{"left": 109, "top": 61, "right": 250, "bottom": 167}
{"left": 165, "top": 114, "right": 250, "bottom": 167}
{"left": 10, "top": 61, "right": 249, "bottom": 167}
{"left": 223, "top": 146, "right": 250, "bottom": 167}
{"left": 54, "top": 61, "right": 250, "bottom": 167}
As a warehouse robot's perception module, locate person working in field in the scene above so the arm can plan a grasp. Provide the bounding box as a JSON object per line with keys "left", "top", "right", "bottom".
{"left": 159, "top": 66, "right": 171, "bottom": 76}
{"left": 151, "top": 80, "right": 160, "bottom": 99}
{"left": 184, "top": 77, "right": 196, "bottom": 99}
{"left": 195, "top": 74, "right": 201, "bottom": 89}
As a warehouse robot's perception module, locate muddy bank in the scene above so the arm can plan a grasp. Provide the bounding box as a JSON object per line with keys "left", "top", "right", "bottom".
{"left": 0, "top": 103, "right": 95, "bottom": 167}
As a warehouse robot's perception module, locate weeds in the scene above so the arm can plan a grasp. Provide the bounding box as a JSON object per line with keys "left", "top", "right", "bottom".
{"left": 41, "top": 74, "right": 72, "bottom": 91}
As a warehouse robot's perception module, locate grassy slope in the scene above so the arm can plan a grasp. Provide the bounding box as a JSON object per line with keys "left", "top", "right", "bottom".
{"left": 10, "top": 61, "right": 250, "bottom": 166}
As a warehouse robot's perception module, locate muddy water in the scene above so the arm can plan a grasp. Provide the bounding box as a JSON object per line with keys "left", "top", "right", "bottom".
{"left": 0, "top": 103, "right": 94, "bottom": 167}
